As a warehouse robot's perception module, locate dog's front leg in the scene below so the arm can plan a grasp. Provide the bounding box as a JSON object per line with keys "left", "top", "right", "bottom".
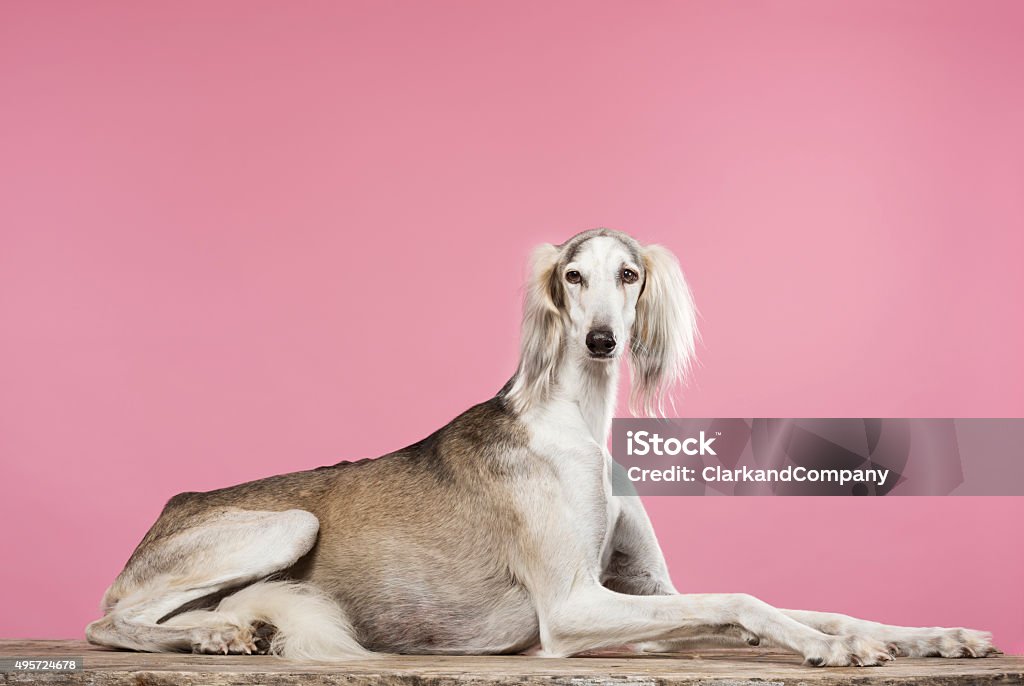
{"left": 602, "top": 494, "right": 752, "bottom": 650}
{"left": 537, "top": 585, "right": 894, "bottom": 666}
{"left": 518, "top": 445, "right": 885, "bottom": 666}
{"left": 603, "top": 487, "right": 759, "bottom": 651}
{"left": 602, "top": 493, "right": 676, "bottom": 596}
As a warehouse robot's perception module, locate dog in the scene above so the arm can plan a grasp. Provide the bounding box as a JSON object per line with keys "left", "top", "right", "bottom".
{"left": 86, "top": 228, "right": 997, "bottom": 666}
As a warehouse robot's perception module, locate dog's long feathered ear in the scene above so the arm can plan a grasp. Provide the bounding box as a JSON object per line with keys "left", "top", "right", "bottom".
{"left": 506, "top": 243, "right": 564, "bottom": 414}
{"left": 629, "top": 244, "right": 698, "bottom": 417}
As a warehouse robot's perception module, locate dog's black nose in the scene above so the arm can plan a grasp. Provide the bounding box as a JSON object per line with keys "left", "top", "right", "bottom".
{"left": 586, "top": 329, "right": 616, "bottom": 356}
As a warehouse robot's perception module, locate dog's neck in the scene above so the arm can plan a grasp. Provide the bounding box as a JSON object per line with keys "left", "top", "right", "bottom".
{"left": 553, "top": 354, "right": 620, "bottom": 444}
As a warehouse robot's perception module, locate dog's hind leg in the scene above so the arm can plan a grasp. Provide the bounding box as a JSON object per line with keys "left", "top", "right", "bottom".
{"left": 85, "top": 507, "right": 360, "bottom": 657}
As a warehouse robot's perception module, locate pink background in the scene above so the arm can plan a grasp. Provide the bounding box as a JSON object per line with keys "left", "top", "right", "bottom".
{"left": 2, "top": 1, "right": 1023, "bottom": 653}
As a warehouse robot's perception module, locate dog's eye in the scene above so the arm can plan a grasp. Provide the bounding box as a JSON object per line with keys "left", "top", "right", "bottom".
{"left": 621, "top": 269, "right": 638, "bottom": 284}
{"left": 565, "top": 270, "right": 582, "bottom": 284}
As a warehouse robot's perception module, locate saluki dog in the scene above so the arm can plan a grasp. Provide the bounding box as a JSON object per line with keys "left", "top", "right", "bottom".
{"left": 86, "top": 228, "right": 997, "bottom": 666}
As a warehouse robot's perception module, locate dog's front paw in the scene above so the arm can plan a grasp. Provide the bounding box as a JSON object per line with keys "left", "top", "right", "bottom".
{"left": 804, "top": 635, "right": 895, "bottom": 667}
{"left": 898, "top": 628, "right": 1000, "bottom": 658}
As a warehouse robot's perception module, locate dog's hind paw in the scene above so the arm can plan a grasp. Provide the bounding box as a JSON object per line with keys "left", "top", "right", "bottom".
{"left": 251, "top": 621, "right": 277, "bottom": 655}
{"left": 189, "top": 624, "right": 257, "bottom": 655}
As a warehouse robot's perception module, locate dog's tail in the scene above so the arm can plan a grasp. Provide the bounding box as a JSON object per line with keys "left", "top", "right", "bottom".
{"left": 166, "top": 580, "right": 370, "bottom": 660}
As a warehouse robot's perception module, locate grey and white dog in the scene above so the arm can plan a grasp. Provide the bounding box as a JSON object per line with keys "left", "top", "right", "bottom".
{"left": 86, "top": 229, "right": 997, "bottom": 666}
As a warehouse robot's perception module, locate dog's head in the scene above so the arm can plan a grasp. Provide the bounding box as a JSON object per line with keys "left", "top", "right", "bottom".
{"left": 507, "top": 228, "right": 698, "bottom": 417}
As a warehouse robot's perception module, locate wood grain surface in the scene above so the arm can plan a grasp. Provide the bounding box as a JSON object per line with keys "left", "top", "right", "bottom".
{"left": 1, "top": 639, "right": 1021, "bottom": 685}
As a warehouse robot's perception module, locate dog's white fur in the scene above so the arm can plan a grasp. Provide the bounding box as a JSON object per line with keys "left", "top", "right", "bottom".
{"left": 86, "top": 229, "right": 997, "bottom": 666}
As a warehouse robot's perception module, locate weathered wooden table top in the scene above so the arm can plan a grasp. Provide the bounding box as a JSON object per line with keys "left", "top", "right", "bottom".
{"left": 0, "top": 640, "right": 1021, "bottom": 685}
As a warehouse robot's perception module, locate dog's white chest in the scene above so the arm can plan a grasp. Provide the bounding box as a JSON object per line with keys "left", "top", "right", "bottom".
{"left": 525, "top": 402, "right": 621, "bottom": 567}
